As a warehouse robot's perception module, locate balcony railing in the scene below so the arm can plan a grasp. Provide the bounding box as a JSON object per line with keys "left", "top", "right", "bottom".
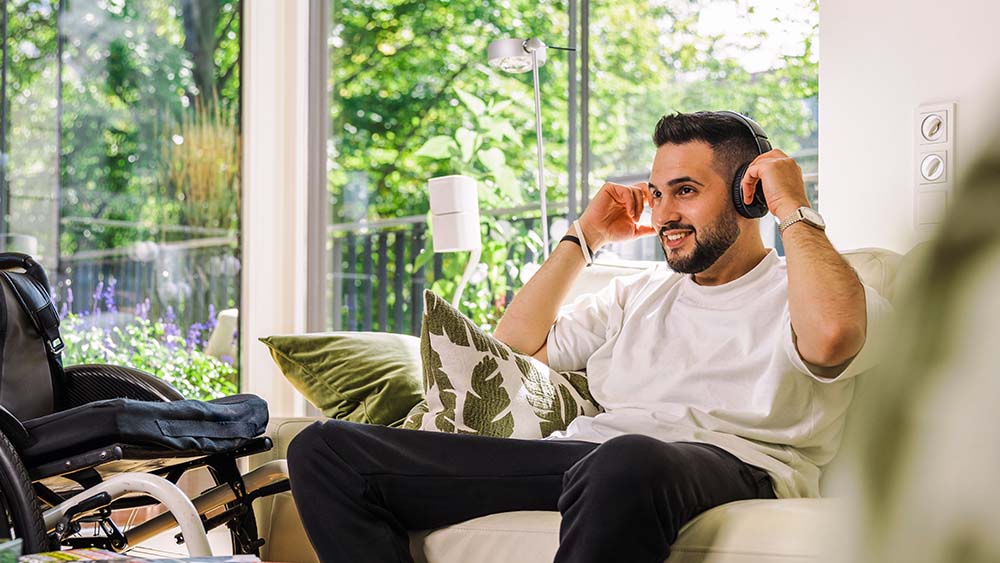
{"left": 55, "top": 218, "right": 239, "bottom": 332}
{"left": 328, "top": 202, "right": 571, "bottom": 336}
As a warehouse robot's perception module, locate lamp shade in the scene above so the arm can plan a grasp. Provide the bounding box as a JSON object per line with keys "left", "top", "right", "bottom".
{"left": 428, "top": 175, "right": 481, "bottom": 252}
{"left": 487, "top": 38, "right": 547, "bottom": 73}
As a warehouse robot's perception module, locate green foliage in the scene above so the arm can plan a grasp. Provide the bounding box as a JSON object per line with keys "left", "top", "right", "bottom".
{"left": 331, "top": 0, "right": 819, "bottom": 329}
{"left": 3, "top": 0, "right": 242, "bottom": 256}
{"left": 61, "top": 314, "right": 238, "bottom": 401}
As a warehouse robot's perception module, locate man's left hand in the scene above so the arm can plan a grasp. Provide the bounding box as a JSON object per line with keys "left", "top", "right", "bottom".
{"left": 740, "top": 149, "right": 811, "bottom": 219}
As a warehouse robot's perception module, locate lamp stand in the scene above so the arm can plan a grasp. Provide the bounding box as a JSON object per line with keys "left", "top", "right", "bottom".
{"left": 452, "top": 247, "right": 482, "bottom": 309}
{"left": 530, "top": 48, "right": 549, "bottom": 259}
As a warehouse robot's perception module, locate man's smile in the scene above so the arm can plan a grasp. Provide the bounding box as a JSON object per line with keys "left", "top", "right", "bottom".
{"left": 662, "top": 229, "right": 694, "bottom": 249}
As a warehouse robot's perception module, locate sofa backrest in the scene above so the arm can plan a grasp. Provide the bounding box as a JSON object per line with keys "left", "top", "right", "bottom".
{"left": 566, "top": 248, "right": 904, "bottom": 305}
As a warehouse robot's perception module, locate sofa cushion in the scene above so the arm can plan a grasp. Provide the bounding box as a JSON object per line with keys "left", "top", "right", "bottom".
{"left": 414, "top": 499, "right": 840, "bottom": 563}
{"left": 404, "top": 290, "right": 601, "bottom": 438}
{"left": 258, "top": 418, "right": 843, "bottom": 563}
{"left": 840, "top": 247, "right": 903, "bottom": 303}
{"left": 260, "top": 332, "right": 424, "bottom": 426}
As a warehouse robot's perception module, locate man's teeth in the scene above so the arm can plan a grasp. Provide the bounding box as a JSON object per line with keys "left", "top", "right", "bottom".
{"left": 665, "top": 231, "right": 691, "bottom": 241}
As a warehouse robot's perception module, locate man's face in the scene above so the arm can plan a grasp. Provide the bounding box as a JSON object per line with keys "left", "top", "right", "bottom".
{"left": 647, "top": 141, "right": 741, "bottom": 274}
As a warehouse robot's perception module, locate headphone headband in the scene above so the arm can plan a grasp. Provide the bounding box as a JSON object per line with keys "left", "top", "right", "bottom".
{"left": 716, "top": 110, "right": 772, "bottom": 155}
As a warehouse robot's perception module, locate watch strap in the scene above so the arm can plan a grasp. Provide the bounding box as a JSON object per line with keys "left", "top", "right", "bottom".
{"left": 559, "top": 235, "right": 593, "bottom": 258}
{"left": 778, "top": 207, "right": 825, "bottom": 233}
{"left": 778, "top": 209, "right": 805, "bottom": 233}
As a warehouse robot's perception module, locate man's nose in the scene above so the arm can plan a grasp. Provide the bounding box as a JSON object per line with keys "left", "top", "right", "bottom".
{"left": 651, "top": 198, "right": 681, "bottom": 230}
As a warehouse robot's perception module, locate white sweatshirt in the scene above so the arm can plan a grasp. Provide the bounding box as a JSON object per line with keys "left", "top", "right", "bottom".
{"left": 544, "top": 250, "right": 892, "bottom": 498}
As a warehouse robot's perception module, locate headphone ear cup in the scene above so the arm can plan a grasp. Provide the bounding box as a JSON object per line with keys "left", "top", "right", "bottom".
{"left": 731, "top": 163, "right": 769, "bottom": 219}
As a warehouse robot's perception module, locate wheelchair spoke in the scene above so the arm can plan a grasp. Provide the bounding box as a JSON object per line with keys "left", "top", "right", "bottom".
{"left": 0, "top": 432, "right": 47, "bottom": 553}
{"left": 0, "top": 495, "right": 17, "bottom": 539}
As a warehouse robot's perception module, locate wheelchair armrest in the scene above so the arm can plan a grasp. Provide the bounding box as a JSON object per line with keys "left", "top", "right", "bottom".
{"left": 63, "top": 364, "right": 186, "bottom": 408}
{"left": 0, "top": 404, "right": 30, "bottom": 450}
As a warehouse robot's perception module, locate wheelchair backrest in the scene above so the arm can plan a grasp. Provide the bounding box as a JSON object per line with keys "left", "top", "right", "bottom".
{"left": 0, "top": 252, "right": 65, "bottom": 421}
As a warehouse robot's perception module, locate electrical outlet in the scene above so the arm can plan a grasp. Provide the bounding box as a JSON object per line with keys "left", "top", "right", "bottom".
{"left": 917, "top": 150, "right": 948, "bottom": 184}
{"left": 914, "top": 102, "right": 956, "bottom": 232}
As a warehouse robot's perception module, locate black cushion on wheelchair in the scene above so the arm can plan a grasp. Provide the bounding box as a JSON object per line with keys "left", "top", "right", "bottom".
{"left": 20, "top": 394, "right": 268, "bottom": 466}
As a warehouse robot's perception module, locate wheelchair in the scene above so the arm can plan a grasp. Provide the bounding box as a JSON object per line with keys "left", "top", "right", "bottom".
{"left": 0, "top": 254, "right": 290, "bottom": 557}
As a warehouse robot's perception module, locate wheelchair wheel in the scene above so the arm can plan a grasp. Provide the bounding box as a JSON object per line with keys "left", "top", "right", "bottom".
{"left": 0, "top": 431, "right": 47, "bottom": 553}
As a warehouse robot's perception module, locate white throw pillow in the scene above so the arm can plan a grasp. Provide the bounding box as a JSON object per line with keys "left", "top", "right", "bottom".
{"left": 403, "top": 290, "right": 601, "bottom": 439}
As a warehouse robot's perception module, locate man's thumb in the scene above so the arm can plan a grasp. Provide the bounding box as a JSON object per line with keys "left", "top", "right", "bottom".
{"left": 635, "top": 224, "right": 657, "bottom": 237}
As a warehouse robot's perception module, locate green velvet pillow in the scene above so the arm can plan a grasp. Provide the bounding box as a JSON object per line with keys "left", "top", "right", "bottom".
{"left": 261, "top": 332, "right": 424, "bottom": 427}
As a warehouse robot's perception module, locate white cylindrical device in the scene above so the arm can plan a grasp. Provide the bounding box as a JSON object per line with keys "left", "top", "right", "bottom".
{"left": 429, "top": 175, "right": 481, "bottom": 252}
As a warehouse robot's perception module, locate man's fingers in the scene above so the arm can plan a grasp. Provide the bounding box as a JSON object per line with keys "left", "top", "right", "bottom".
{"left": 630, "top": 187, "right": 645, "bottom": 221}
{"left": 634, "top": 224, "right": 657, "bottom": 238}
{"left": 607, "top": 183, "right": 644, "bottom": 220}
{"left": 741, "top": 162, "right": 761, "bottom": 205}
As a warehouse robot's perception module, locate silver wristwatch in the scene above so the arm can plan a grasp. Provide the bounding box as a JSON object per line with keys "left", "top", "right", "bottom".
{"left": 778, "top": 206, "right": 826, "bottom": 234}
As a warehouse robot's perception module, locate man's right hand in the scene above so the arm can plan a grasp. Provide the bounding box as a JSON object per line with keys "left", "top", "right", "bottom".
{"left": 577, "top": 182, "right": 658, "bottom": 249}
{"left": 496, "top": 183, "right": 656, "bottom": 361}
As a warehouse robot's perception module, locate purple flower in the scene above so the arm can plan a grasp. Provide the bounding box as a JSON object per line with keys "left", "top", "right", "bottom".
{"left": 58, "top": 287, "right": 74, "bottom": 318}
{"left": 135, "top": 298, "right": 151, "bottom": 321}
{"left": 162, "top": 306, "right": 180, "bottom": 339}
{"left": 103, "top": 277, "right": 117, "bottom": 313}
{"left": 186, "top": 322, "right": 206, "bottom": 352}
{"left": 220, "top": 355, "right": 234, "bottom": 366}
{"left": 91, "top": 281, "right": 104, "bottom": 314}
{"left": 206, "top": 304, "right": 218, "bottom": 331}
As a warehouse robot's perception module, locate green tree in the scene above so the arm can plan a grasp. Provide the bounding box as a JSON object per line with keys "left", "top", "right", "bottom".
{"left": 329, "top": 0, "right": 819, "bottom": 330}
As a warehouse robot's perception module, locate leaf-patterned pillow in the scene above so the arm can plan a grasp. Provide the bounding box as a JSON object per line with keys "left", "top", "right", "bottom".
{"left": 403, "top": 290, "right": 602, "bottom": 439}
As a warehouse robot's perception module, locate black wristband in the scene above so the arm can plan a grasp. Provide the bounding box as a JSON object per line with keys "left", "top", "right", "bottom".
{"left": 560, "top": 234, "right": 594, "bottom": 256}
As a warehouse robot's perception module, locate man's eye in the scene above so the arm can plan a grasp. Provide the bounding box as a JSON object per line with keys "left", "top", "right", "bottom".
{"left": 652, "top": 190, "right": 662, "bottom": 199}
{"left": 677, "top": 186, "right": 695, "bottom": 195}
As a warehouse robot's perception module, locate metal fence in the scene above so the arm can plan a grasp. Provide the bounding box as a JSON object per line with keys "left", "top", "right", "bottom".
{"left": 329, "top": 203, "right": 568, "bottom": 335}
{"left": 55, "top": 218, "right": 240, "bottom": 331}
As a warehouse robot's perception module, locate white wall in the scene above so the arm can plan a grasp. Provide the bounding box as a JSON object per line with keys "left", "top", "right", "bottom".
{"left": 820, "top": 0, "right": 1000, "bottom": 254}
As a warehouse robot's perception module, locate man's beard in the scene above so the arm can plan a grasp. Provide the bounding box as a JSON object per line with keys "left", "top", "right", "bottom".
{"left": 659, "top": 208, "right": 741, "bottom": 274}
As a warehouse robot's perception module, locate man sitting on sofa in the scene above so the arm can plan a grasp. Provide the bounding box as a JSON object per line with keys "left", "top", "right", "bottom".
{"left": 287, "top": 111, "right": 891, "bottom": 563}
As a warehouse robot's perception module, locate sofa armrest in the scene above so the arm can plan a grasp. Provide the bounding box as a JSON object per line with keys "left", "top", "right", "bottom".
{"left": 250, "top": 416, "right": 324, "bottom": 469}
{"left": 251, "top": 416, "right": 324, "bottom": 563}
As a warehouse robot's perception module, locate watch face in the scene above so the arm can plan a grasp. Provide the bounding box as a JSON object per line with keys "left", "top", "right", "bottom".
{"left": 801, "top": 207, "right": 825, "bottom": 228}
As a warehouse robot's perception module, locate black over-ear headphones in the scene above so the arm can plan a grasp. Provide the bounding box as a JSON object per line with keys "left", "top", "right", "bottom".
{"left": 717, "top": 110, "right": 771, "bottom": 219}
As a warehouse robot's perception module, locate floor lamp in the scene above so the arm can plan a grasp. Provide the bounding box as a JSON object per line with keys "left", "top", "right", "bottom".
{"left": 487, "top": 38, "right": 551, "bottom": 259}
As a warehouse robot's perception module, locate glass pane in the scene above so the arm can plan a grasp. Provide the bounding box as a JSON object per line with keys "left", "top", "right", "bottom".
{"left": 327, "top": 0, "right": 571, "bottom": 333}
{"left": 0, "top": 0, "right": 242, "bottom": 400}
{"left": 588, "top": 0, "right": 819, "bottom": 261}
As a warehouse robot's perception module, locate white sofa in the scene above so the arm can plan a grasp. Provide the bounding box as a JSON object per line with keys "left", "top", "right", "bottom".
{"left": 250, "top": 247, "right": 904, "bottom": 563}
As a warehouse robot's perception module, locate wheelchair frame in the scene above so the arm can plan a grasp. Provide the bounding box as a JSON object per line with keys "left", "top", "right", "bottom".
{"left": 1, "top": 364, "right": 291, "bottom": 557}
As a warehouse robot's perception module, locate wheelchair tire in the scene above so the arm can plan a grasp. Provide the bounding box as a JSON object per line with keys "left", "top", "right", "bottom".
{"left": 0, "top": 430, "right": 47, "bottom": 553}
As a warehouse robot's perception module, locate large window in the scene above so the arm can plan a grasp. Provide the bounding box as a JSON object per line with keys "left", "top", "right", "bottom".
{"left": 0, "top": 0, "right": 242, "bottom": 399}
{"left": 325, "top": 0, "right": 818, "bottom": 333}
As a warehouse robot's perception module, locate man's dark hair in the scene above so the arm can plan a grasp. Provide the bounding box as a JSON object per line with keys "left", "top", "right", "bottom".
{"left": 652, "top": 111, "right": 761, "bottom": 183}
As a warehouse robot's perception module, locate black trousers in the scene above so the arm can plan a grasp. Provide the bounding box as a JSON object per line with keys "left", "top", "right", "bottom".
{"left": 287, "top": 419, "right": 776, "bottom": 563}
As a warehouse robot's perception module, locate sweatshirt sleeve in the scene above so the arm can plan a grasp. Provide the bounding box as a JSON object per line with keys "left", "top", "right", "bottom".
{"left": 545, "top": 271, "right": 649, "bottom": 372}
{"left": 783, "top": 283, "right": 894, "bottom": 383}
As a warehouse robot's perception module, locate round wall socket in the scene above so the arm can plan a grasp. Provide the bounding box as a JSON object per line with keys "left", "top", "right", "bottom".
{"left": 920, "top": 153, "right": 945, "bottom": 182}
{"left": 921, "top": 114, "right": 945, "bottom": 142}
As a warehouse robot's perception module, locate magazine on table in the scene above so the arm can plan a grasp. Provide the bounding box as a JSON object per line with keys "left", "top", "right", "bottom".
{"left": 0, "top": 539, "right": 21, "bottom": 563}
{"left": 17, "top": 548, "right": 259, "bottom": 563}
